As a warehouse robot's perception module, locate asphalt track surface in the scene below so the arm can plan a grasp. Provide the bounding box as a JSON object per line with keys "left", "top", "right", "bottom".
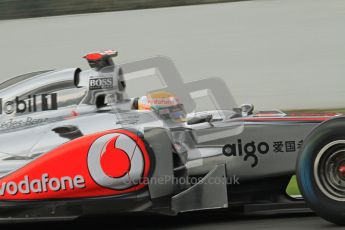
{"left": 0, "top": 0, "right": 345, "bottom": 110}
{"left": 2, "top": 211, "right": 339, "bottom": 230}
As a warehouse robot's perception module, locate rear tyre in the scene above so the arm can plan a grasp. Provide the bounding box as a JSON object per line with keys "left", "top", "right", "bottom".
{"left": 297, "top": 117, "right": 345, "bottom": 225}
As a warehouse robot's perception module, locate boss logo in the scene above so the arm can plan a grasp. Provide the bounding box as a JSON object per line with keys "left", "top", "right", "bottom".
{"left": 0, "top": 93, "right": 58, "bottom": 115}
{"left": 87, "top": 131, "right": 149, "bottom": 190}
{"left": 89, "top": 77, "right": 113, "bottom": 90}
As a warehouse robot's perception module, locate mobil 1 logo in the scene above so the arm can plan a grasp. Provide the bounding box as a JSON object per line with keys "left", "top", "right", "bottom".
{"left": 0, "top": 93, "right": 58, "bottom": 115}
{"left": 89, "top": 77, "right": 113, "bottom": 90}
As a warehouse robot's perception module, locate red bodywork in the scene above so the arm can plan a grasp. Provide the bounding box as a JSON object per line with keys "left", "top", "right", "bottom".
{"left": 0, "top": 129, "right": 151, "bottom": 200}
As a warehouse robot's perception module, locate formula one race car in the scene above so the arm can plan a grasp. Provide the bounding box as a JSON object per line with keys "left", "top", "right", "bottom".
{"left": 0, "top": 50, "right": 344, "bottom": 225}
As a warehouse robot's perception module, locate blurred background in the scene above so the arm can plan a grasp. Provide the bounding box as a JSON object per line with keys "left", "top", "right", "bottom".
{"left": 0, "top": 0, "right": 344, "bottom": 110}
{"left": 0, "top": 0, "right": 244, "bottom": 20}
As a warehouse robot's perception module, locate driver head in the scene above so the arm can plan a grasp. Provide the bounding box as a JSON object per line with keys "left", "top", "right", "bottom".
{"left": 138, "top": 91, "right": 186, "bottom": 123}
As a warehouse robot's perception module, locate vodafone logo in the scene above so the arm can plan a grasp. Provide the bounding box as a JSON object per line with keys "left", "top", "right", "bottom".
{"left": 87, "top": 131, "right": 149, "bottom": 190}
{"left": 0, "top": 130, "right": 150, "bottom": 200}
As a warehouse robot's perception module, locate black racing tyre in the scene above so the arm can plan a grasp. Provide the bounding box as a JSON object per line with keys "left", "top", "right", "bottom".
{"left": 297, "top": 116, "right": 345, "bottom": 225}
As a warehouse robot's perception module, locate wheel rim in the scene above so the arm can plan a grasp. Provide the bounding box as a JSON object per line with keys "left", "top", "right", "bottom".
{"left": 314, "top": 140, "right": 345, "bottom": 201}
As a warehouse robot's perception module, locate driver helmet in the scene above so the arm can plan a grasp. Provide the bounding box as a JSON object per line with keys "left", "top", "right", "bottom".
{"left": 137, "top": 91, "right": 186, "bottom": 123}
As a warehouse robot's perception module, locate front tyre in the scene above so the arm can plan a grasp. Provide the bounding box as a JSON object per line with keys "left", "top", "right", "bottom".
{"left": 297, "top": 117, "right": 345, "bottom": 225}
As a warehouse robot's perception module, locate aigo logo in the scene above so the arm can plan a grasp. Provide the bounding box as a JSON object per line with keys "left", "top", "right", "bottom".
{"left": 87, "top": 130, "right": 151, "bottom": 190}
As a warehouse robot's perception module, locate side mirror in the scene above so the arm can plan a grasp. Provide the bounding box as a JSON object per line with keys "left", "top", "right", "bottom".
{"left": 52, "top": 125, "right": 83, "bottom": 140}
{"left": 187, "top": 114, "right": 213, "bottom": 125}
{"left": 240, "top": 104, "right": 254, "bottom": 116}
